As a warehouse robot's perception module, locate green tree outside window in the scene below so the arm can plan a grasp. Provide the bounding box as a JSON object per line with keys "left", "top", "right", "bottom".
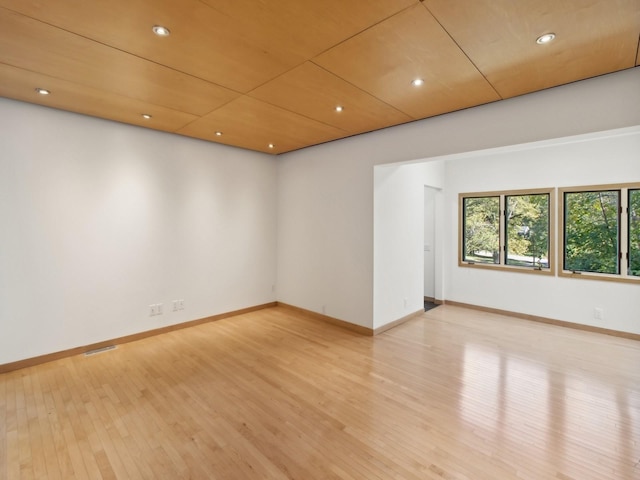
{"left": 463, "top": 196, "right": 499, "bottom": 264}
{"left": 629, "top": 189, "right": 640, "bottom": 276}
{"left": 506, "top": 194, "right": 549, "bottom": 268}
{"left": 564, "top": 191, "right": 619, "bottom": 274}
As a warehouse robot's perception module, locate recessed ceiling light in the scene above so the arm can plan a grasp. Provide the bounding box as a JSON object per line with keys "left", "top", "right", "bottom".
{"left": 152, "top": 25, "right": 171, "bottom": 37}
{"left": 335, "top": 106, "right": 344, "bottom": 112}
{"left": 142, "top": 114, "right": 152, "bottom": 119}
{"left": 35, "top": 88, "right": 50, "bottom": 95}
{"left": 411, "top": 78, "right": 424, "bottom": 87}
{"left": 536, "top": 33, "right": 556, "bottom": 44}
{"left": 215, "top": 131, "right": 223, "bottom": 136}
{"left": 268, "top": 143, "right": 275, "bottom": 149}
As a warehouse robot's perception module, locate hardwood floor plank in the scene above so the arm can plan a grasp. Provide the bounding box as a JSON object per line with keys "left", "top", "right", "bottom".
{"left": 1, "top": 305, "right": 639, "bottom": 479}
{"left": 30, "top": 369, "right": 63, "bottom": 480}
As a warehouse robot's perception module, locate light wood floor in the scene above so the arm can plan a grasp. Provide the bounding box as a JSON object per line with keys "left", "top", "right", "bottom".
{"left": 1, "top": 305, "right": 639, "bottom": 479}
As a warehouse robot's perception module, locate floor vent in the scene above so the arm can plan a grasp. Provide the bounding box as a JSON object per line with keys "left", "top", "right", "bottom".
{"left": 84, "top": 345, "right": 117, "bottom": 356}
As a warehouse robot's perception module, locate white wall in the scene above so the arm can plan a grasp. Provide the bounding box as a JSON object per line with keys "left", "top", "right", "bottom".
{"left": 276, "top": 148, "right": 376, "bottom": 326}
{"left": 2, "top": 68, "right": 639, "bottom": 365}
{"left": 0, "top": 99, "right": 277, "bottom": 364}
{"left": 424, "top": 186, "right": 437, "bottom": 299}
{"left": 278, "top": 67, "right": 640, "bottom": 330}
{"left": 444, "top": 127, "right": 640, "bottom": 334}
{"left": 373, "top": 162, "right": 443, "bottom": 329}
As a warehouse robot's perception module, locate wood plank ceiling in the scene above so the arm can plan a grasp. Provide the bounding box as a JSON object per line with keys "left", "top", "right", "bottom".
{"left": 0, "top": 0, "right": 638, "bottom": 154}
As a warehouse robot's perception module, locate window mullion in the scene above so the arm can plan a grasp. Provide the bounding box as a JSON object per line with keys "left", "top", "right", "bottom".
{"left": 620, "top": 188, "right": 629, "bottom": 277}
{"left": 499, "top": 195, "right": 506, "bottom": 266}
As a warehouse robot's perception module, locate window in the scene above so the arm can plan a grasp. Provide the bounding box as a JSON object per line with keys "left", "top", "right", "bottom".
{"left": 460, "top": 189, "right": 554, "bottom": 274}
{"left": 462, "top": 196, "right": 499, "bottom": 264}
{"left": 560, "top": 184, "right": 640, "bottom": 282}
{"left": 506, "top": 193, "right": 550, "bottom": 269}
{"left": 630, "top": 189, "right": 640, "bottom": 277}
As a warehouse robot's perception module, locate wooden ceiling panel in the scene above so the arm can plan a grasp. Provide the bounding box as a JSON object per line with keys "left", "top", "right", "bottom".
{"left": 248, "top": 62, "right": 412, "bottom": 135}
{"left": 0, "top": 0, "right": 416, "bottom": 93}
{"left": 198, "top": 0, "right": 417, "bottom": 60}
{"left": 0, "top": 64, "right": 197, "bottom": 132}
{"left": 0, "top": 1, "right": 636, "bottom": 153}
{"left": 314, "top": 4, "right": 501, "bottom": 120}
{"left": 0, "top": 0, "right": 286, "bottom": 93}
{"left": 422, "top": 0, "right": 640, "bottom": 98}
{"left": 0, "top": 9, "right": 238, "bottom": 116}
{"left": 177, "top": 97, "right": 348, "bottom": 154}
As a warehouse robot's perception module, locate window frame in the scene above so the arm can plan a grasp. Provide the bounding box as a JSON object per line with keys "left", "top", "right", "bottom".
{"left": 459, "top": 188, "right": 555, "bottom": 275}
{"left": 559, "top": 182, "right": 640, "bottom": 283}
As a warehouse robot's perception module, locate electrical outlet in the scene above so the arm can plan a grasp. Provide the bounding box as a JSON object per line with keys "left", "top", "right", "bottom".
{"left": 403, "top": 297, "right": 408, "bottom": 308}
{"left": 149, "top": 304, "right": 157, "bottom": 316}
{"left": 593, "top": 307, "right": 604, "bottom": 320}
{"left": 178, "top": 299, "right": 184, "bottom": 310}
{"left": 157, "top": 303, "right": 163, "bottom": 315}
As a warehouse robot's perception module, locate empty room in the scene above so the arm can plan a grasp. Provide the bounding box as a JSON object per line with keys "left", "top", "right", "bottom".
{"left": 1, "top": 1, "right": 639, "bottom": 479}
